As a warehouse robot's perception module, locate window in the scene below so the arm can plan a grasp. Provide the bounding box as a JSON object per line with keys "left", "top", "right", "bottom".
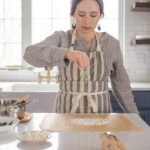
{"left": 101, "top": 0, "right": 119, "bottom": 39}
{"left": 32, "top": 0, "right": 71, "bottom": 44}
{"left": 0, "top": 0, "right": 22, "bottom": 67}
{"left": 0, "top": 0, "right": 119, "bottom": 69}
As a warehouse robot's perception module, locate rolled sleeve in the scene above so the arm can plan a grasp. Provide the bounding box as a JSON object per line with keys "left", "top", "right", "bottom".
{"left": 23, "top": 31, "right": 70, "bottom": 68}
{"left": 110, "top": 41, "right": 139, "bottom": 114}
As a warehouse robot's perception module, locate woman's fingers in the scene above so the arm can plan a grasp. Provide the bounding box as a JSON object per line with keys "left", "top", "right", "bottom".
{"left": 65, "top": 50, "right": 90, "bottom": 69}
{"left": 77, "top": 52, "right": 89, "bottom": 69}
{"left": 78, "top": 55, "right": 85, "bottom": 68}
{"left": 74, "top": 59, "right": 81, "bottom": 68}
{"left": 74, "top": 56, "right": 84, "bottom": 69}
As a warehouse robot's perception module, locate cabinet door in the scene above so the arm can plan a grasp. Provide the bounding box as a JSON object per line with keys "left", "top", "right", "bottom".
{"left": 109, "top": 91, "right": 150, "bottom": 126}
{"left": 109, "top": 91, "right": 123, "bottom": 113}
{"left": 133, "top": 91, "right": 150, "bottom": 109}
{"left": 133, "top": 91, "right": 150, "bottom": 126}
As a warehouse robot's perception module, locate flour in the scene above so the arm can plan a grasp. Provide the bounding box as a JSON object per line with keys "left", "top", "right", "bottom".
{"left": 70, "top": 118, "right": 109, "bottom": 126}
{"left": 18, "top": 130, "right": 49, "bottom": 142}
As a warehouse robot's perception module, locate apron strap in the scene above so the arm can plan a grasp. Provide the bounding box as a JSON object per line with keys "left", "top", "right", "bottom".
{"left": 95, "top": 33, "right": 105, "bottom": 81}
{"left": 71, "top": 93, "right": 98, "bottom": 113}
{"left": 95, "top": 33, "right": 102, "bottom": 52}
{"left": 70, "top": 30, "right": 76, "bottom": 51}
{"left": 60, "top": 90, "right": 108, "bottom": 113}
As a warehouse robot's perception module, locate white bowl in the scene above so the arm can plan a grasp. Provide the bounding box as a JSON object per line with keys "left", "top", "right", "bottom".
{"left": 0, "top": 116, "right": 19, "bottom": 133}
{"left": 17, "top": 130, "right": 51, "bottom": 142}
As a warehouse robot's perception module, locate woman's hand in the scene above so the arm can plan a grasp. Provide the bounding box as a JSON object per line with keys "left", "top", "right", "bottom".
{"left": 65, "top": 50, "right": 90, "bottom": 69}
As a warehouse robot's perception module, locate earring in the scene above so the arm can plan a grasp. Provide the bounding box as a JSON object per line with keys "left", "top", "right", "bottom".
{"left": 71, "top": 17, "right": 76, "bottom": 30}
{"left": 97, "top": 24, "right": 101, "bottom": 31}
{"left": 72, "top": 24, "right": 76, "bottom": 30}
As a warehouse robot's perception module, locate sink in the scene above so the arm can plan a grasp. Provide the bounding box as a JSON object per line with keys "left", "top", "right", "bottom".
{"left": 11, "top": 83, "right": 59, "bottom": 92}
{"left": 0, "top": 82, "right": 59, "bottom": 92}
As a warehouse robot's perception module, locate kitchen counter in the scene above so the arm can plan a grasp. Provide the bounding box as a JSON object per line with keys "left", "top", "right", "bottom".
{"left": 0, "top": 113, "right": 150, "bottom": 150}
{"left": 0, "top": 82, "right": 150, "bottom": 92}
{"left": 131, "top": 82, "right": 150, "bottom": 91}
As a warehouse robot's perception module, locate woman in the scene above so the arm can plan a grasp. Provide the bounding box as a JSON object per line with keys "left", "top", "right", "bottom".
{"left": 24, "top": 0, "right": 139, "bottom": 114}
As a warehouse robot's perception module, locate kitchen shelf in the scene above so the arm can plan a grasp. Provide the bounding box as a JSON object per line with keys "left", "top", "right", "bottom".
{"left": 132, "top": 39, "right": 150, "bottom": 45}
{"left": 136, "top": 39, "right": 150, "bottom": 44}
{"left": 131, "top": 2, "right": 150, "bottom": 11}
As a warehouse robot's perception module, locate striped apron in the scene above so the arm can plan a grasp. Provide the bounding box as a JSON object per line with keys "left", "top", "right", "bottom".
{"left": 55, "top": 30, "right": 112, "bottom": 113}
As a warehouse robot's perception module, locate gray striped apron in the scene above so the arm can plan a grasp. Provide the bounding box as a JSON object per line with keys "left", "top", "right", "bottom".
{"left": 55, "top": 30, "right": 112, "bottom": 113}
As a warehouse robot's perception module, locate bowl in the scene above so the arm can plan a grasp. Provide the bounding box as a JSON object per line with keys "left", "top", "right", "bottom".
{"left": 0, "top": 116, "right": 19, "bottom": 133}
{"left": 0, "top": 98, "right": 18, "bottom": 116}
{"left": 17, "top": 130, "right": 51, "bottom": 142}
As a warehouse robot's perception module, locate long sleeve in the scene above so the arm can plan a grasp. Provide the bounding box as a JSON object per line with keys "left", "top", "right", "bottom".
{"left": 110, "top": 41, "right": 139, "bottom": 114}
{"left": 23, "top": 31, "right": 69, "bottom": 68}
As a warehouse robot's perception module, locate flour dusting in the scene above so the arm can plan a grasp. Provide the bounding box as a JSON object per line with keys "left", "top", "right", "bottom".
{"left": 70, "top": 118, "right": 109, "bottom": 126}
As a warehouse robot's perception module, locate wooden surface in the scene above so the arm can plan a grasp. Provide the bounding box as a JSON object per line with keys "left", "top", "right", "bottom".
{"left": 100, "top": 133, "right": 127, "bottom": 150}
{"left": 136, "top": 39, "right": 150, "bottom": 45}
{"left": 40, "top": 113, "right": 142, "bottom": 132}
{"left": 132, "top": 2, "right": 150, "bottom": 11}
{"left": 19, "top": 112, "right": 32, "bottom": 123}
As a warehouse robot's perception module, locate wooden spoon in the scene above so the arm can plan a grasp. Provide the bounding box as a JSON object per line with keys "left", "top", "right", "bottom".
{"left": 17, "top": 95, "right": 30, "bottom": 103}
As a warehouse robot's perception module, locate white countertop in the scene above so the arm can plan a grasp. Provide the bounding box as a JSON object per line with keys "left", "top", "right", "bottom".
{"left": 0, "top": 82, "right": 150, "bottom": 92}
{"left": 130, "top": 82, "right": 150, "bottom": 91}
{"left": 0, "top": 113, "right": 150, "bottom": 150}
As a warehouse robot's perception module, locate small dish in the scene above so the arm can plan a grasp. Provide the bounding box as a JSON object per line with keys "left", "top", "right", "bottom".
{"left": 17, "top": 130, "right": 51, "bottom": 142}
{"left": 0, "top": 116, "right": 19, "bottom": 133}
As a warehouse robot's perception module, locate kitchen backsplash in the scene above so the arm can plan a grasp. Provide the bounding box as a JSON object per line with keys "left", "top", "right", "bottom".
{"left": 124, "top": 0, "right": 150, "bottom": 82}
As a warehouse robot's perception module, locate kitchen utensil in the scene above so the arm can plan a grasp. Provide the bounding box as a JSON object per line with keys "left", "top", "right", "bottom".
{"left": 16, "top": 95, "right": 30, "bottom": 104}
{"left": 100, "top": 133, "right": 127, "bottom": 150}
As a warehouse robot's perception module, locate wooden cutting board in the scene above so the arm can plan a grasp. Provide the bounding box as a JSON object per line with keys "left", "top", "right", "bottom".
{"left": 40, "top": 113, "right": 142, "bottom": 132}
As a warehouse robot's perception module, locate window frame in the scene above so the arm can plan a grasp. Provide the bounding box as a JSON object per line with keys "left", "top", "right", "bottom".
{"left": 118, "top": 0, "right": 125, "bottom": 60}
{"left": 22, "top": 0, "right": 32, "bottom": 66}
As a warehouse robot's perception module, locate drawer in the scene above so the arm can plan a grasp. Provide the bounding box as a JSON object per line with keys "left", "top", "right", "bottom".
{"left": 145, "top": 116, "right": 150, "bottom": 126}
{"left": 133, "top": 91, "right": 150, "bottom": 109}
{"left": 139, "top": 110, "right": 150, "bottom": 126}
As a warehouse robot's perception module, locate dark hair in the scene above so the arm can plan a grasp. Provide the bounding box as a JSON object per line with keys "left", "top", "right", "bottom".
{"left": 70, "top": 0, "right": 104, "bottom": 17}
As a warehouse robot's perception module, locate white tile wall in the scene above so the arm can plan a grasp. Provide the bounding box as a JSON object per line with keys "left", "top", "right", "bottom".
{"left": 124, "top": 0, "right": 150, "bottom": 82}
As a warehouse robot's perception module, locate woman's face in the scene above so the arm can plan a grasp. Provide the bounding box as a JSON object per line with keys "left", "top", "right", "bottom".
{"left": 74, "top": 0, "right": 101, "bottom": 34}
